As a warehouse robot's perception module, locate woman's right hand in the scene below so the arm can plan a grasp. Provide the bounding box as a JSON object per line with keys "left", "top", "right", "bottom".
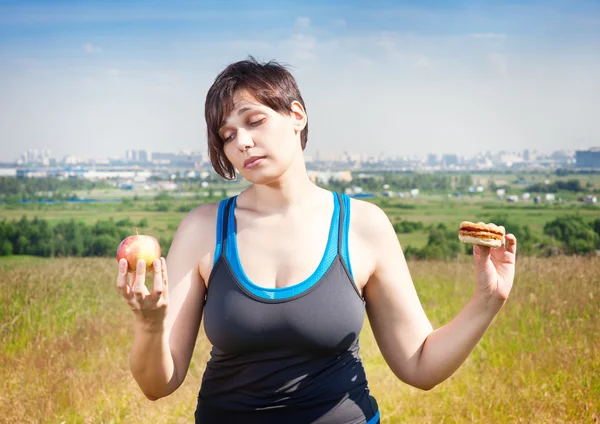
{"left": 116, "top": 257, "right": 169, "bottom": 329}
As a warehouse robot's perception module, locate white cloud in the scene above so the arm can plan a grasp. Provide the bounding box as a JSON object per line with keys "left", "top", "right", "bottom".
{"left": 415, "top": 54, "right": 432, "bottom": 69}
{"left": 295, "top": 16, "right": 311, "bottom": 30}
{"left": 82, "top": 43, "right": 102, "bottom": 54}
{"left": 375, "top": 33, "right": 404, "bottom": 61}
{"left": 331, "top": 18, "right": 346, "bottom": 28}
{"left": 488, "top": 52, "right": 508, "bottom": 77}
{"left": 283, "top": 33, "right": 318, "bottom": 62}
{"left": 470, "top": 33, "right": 506, "bottom": 40}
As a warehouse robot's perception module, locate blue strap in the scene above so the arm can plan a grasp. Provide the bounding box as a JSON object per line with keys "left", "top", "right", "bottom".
{"left": 225, "top": 192, "right": 340, "bottom": 300}
{"left": 367, "top": 410, "right": 381, "bottom": 424}
{"left": 340, "top": 193, "right": 354, "bottom": 279}
{"left": 212, "top": 198, "right": 230, "bottom": 266}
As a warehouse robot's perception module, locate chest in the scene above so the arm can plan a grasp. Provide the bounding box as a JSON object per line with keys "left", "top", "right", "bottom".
{"left": 229, "top": 208, "right": 372, "bottom": 294}
{"left": 204, "top": 259, "right": 366, "bottom": 355}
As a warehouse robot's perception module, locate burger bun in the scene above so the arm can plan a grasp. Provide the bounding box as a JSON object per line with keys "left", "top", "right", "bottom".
{"left": 458, "top": 234, "right": 503, "bottom": 248}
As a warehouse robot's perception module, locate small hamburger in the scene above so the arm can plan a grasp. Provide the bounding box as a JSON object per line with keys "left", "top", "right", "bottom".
{"left": 458, "top": 221, "right": 505, "bottom": 248}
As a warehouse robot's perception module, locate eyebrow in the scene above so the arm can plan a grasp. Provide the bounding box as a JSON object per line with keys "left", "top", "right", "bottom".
{"left": 236, "top": 107, "right": 252, "bottom": 116}
{"left": 219, "top": 106, "right": 257, "bottom": 131}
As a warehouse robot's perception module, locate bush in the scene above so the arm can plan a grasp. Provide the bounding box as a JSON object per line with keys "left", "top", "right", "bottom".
{"left": 154, "top": 203, "right": 170, "bottom": 212}
{"left": 403, "top": 224, "right": 462, "bottom": 260}
{"left": 155, "top": 192, "right": 171, "bottom": 201}
{"left": 544, "top": 215, "right": 599, "bottom": 255}
{"left": 484, "top": 213, "right": 537, "bottom": 256}
{"left": 393, "top": 220, "right": 424, "bottom": 233}
{"left": 0, "top": 240, "right": 12, "bottom": 256}
{"left": 177, "top": 204, "right": 194, "bottom": 213}
{"left": 591, "top": 218, "right": 600, "bottom": 237}
{"left": 116, "top": 218, "right": 135, "bottom": 227}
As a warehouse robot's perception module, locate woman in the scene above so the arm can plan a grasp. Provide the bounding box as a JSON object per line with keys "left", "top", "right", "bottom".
{"left": 116, "top": 57, "right": 517, "bottom": 424}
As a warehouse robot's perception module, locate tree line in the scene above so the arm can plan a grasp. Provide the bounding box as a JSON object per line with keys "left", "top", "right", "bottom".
{"left": 0, "top": 214, "right": 597, "bottom": 261}
{"left": 395, "top": 214, "right": 600, "bottom": 260}
{"left": 0, "top": 176, "right": 112, "bottom": 198}
{"left": 0, "top": 217, "right": 172, "bottom": 258}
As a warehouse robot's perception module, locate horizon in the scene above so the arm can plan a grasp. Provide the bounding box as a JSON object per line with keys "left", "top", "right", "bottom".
{"left": 1, "top": 0, "right": 599, "bottom": 162}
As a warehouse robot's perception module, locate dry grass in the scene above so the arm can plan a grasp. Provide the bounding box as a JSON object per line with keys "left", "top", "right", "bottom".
{"left": 1, "top": 256, "right": 598, "bottom": 423}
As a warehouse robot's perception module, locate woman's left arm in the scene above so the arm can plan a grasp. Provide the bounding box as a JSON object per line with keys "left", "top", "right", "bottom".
{"left": 357, "top": 202, "right": 517, "bottom": 391}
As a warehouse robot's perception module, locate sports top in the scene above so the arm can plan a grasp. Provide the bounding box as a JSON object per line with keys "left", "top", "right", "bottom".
{"left": 195, "top": 192, "right": 380, "bottom": 424}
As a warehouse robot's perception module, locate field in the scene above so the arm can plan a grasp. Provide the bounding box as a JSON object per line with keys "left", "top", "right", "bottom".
{"left": 1, "top": 183, "right": 599, "bottom": 422}
{"left": 2, "top": 192, "right": 599, "bottom": 250}
{"left": 1, "top": 255, "right": 598, "bottom": 423}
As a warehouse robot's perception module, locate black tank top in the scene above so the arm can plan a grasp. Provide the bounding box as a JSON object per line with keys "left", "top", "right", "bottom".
{"left": 196, "top": 192, "right": 380, "bottom": 424}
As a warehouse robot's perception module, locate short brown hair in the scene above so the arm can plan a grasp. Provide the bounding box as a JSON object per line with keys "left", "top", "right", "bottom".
{"left": 205, "top": 56, "right": 308, "bottom": 180}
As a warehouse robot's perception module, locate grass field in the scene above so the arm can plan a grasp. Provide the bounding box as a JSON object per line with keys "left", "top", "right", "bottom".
{"left": 1, "top": 255, "right": 598, "bottom": 423}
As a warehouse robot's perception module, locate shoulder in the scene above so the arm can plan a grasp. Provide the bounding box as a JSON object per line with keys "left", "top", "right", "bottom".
{"left": 178, "top": 200, "right": 221, "bottom": 231}
{"left": 171, "top": 200, "right": 222, "bottom": 253}
{"left": 346, "top": 196, "right": 395, "bottom": 241}
{"left": 170, "top": 200, "right": 226, "bottom": 282}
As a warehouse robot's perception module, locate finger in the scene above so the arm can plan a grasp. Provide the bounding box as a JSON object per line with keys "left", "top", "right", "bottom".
{"left": 473, "top": 244, "right": 491, "bottom": 264}
{"left": 116, "top": 258, "right": 132, "bottom": 299}
{"left": 473, "top": 243, "right": 491, "bottom": 257}
{"left": 133, "top": 259, "right": 150, "bottom": 301}
{"left": 125, "top": 295, "right": 140, "bottom": 311}
{"left": 161, "top": 257, "right": 169, "bottom": 301}
{"left": 151, "top": 258, "right": 164, "bottom": 301}
{"left": 505, "top": 233, "right": 517, "bottom": 254}
{"left": 498, "top": 226, "right": 506, "bottom": 247}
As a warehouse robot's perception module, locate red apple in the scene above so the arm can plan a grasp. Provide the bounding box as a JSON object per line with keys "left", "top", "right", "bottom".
{"left": 116, "top": 228, "right": 161, "bottom": 272}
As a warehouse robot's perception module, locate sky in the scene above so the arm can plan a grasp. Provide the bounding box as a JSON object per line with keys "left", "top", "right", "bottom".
{"left": 1, "top": 0, "right": 599, "bottom": 161}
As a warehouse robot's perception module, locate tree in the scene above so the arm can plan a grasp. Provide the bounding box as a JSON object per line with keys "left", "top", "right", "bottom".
{"left": 403, "top": 224, "right": 462, "bottom": 260}
{"left": 0, "top": 240, "right": 12, "bottom": 256}
{"left": 89, "top": 234, "right": 117, "bottom": 256}
{"left": 485, "top": 213, "right": 537, "bottom": 256}
{"left": 544, "top": 215, "right": 599, "bottom": 255}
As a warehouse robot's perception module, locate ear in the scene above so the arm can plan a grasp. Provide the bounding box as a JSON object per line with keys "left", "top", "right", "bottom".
{"left": 290, "top": 100, "right": 307, "bottom": 134}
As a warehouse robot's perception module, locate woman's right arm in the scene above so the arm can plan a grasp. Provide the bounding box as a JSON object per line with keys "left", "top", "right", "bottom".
{"left": 116, "top": 206, "right": 213, "bottom": 400}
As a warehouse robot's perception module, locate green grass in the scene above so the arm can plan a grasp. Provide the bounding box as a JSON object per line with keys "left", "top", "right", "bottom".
{"left": 1, "top": 256, "right": 598, "bottom": 423}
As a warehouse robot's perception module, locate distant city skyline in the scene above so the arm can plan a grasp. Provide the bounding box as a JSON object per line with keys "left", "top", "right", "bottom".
{"left": 10, "top": 146, "right": 600, "bottom": 178}
{"left": 1, "top": 0, "right": 599, "bottom": 161}
{"left": 4, "top": 142, "right": 600, "bottom": 164}
{"left": 10, "top": 145, "right": 594, "bottom": 165}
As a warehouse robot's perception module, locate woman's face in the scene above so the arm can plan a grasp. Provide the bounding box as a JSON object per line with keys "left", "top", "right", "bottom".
{"left": 219, "top": 91, "right": 306, "bottom": 184}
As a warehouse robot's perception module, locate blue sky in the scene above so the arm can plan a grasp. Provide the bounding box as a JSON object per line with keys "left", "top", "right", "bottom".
{"left": 1, "top": 0, "right": 599, "bottom": 161}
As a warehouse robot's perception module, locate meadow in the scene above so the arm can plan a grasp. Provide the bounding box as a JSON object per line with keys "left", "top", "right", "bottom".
{"left": 0, "top": 254, "right": 598, "bottom": 423}
{"left": 1, "top": 183, "right": 599, "bottom": 422}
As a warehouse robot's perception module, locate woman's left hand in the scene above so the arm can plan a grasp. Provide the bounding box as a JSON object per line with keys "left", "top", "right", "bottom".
{"left": 473, "top": 230, "right": 517, "bottom": 302}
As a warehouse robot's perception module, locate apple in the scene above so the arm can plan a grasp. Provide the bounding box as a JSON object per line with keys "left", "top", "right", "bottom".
{"left": 116, "top": 228, "right": 161, "bottom": 272}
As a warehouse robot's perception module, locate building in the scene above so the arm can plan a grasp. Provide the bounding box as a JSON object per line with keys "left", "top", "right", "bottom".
{"left": 575, "top": 148, "right": 600, "bottom": 169}
{"left": 126, "top": 150, "right": 150, "bottom": 162}
{"left": 442, "top": 154, "right": 459, "bottom": 166}
{"left": 427, "top": 154, "right": 438, "bottom": 166}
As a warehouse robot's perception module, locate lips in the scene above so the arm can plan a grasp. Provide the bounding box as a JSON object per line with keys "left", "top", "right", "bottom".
{"left": 243, "top": 156, "right": 266, "bottom": 168}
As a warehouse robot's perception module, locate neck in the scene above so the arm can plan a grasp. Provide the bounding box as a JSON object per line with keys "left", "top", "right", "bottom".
{"left": 242, "top": 151, "right": 326, "bottom": 213}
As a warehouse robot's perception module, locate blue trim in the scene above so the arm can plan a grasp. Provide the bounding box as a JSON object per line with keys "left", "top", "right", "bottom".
{"left": 366, "top": 410, "right": 380, "bottom": 424}
{"left": 225, "top": 192, "right": 340, "bottom": 300}
{"left": 213, "top": 199, "right": 229, "bottom": 267}
{"left": 341, "top": 193, "right": 354, "bottom": 279}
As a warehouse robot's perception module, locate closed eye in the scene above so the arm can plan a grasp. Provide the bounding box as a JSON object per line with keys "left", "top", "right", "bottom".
{"left": 222, "top": 117, "right": 265, "bottom": 142}
{"left": 249, "top": 118, "right": 266, "bottom": 127}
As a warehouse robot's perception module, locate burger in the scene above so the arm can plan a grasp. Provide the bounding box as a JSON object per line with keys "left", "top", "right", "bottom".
{"left": 458, "top": 221, "right": 505, "bottom": 248}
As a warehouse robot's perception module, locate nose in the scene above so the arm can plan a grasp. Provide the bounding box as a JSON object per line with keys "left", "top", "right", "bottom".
{"left": 235, "top": 128, "right": 254, "bottom": 151}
